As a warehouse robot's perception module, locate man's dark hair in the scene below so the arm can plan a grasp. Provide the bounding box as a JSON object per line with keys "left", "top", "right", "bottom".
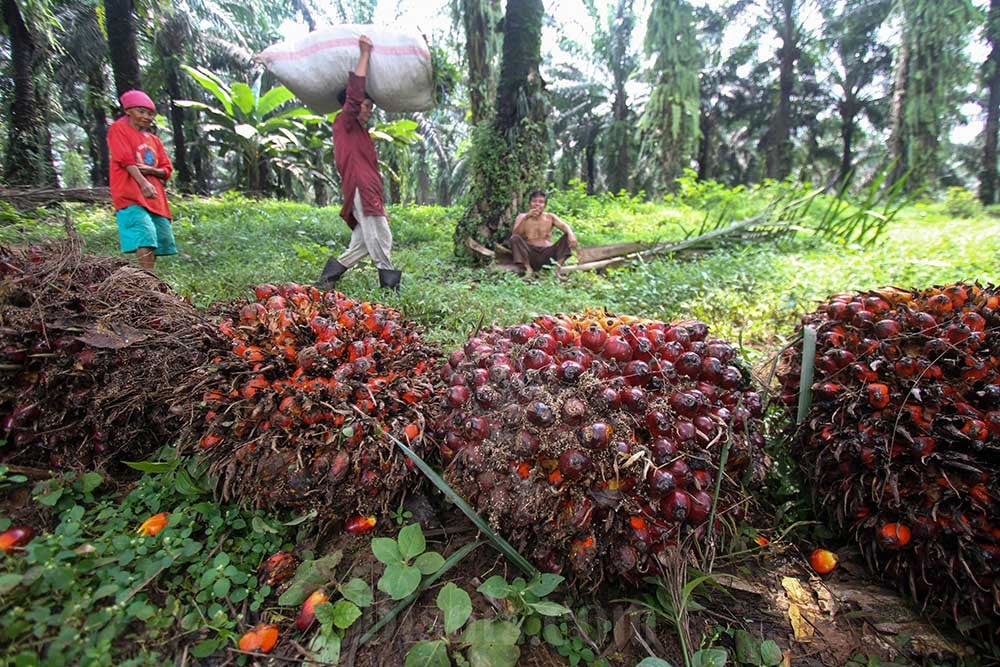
{"left": 337, "top": 88, "right": 374, "bottom": 106}
{"left": 528, "top": 189, "right": 547, "bottom": 201}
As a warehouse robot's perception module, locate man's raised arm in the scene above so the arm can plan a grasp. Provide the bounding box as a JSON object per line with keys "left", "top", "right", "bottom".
{"left": 552, "top": 215, "right": 578, "bottom": 249}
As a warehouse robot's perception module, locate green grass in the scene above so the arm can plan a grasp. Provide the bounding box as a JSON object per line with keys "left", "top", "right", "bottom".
{"left": 2, "top": 190, "right": 997, "bottom": 363}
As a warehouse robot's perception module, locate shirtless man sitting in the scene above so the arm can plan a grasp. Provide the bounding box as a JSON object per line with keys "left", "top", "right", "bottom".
{"left": 509, "top": 190, "right": 578, "bottom": 278}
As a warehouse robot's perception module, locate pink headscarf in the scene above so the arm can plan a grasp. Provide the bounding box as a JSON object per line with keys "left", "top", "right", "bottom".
{"left": 119, "top": 90, "right": 155, "bottom": 112}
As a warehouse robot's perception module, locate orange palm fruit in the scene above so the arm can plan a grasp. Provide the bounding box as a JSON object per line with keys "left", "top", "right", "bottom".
{"left": 137, "top": 512, "right": 169, "bottom": 536}
{"left": 344, "top": 515, "right": 377, "bottom": 534}
{"left": 876, "top": 523, "right": 911, "bottom": 550}
{"left": 238, "top": 623, "right": 279, "bottom": 653}
{"left": 295, "top": 589, "right": 329, "bottom": 632}
{"left": 809, "top": 548, "right": 838, "bottom": 574}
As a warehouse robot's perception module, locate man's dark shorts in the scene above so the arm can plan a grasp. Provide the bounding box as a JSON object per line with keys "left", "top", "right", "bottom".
{"left": 508, "top": 234, "right": 572, "bottom": 272}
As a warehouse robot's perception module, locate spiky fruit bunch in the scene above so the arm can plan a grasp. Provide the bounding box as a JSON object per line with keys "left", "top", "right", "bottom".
{"left": 436, "top": 309, "right": 767, "bottom": 582}
{"left": 0, "top": 241, "right": 217, "bottom": 470}
{"left": 778, "top": 284, "right": 1000, "bottom": 629}
{"left": 183, "top": 283, "right": 440, "bottom": 519}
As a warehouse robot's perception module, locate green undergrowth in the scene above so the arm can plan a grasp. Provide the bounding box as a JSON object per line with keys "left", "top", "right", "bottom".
{"left": 1, "top": 187, "right": 997, "bottom": 360}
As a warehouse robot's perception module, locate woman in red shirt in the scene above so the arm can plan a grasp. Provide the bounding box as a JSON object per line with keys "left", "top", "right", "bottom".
{"left": 107, "top": 89, "right": 176, "bottom": 271}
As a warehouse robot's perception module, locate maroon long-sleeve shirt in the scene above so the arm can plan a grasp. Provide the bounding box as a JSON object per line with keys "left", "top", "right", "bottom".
{"left": 333, "top": 72, "right": 387, "bottom": 228}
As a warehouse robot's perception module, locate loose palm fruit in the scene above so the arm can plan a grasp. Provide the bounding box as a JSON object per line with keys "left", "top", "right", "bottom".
{"left": 0, "top": 526, "right": 34, "bottom": 553}
{"left": 436, "top": 309, "right": 766, "bottom": 583}
{"left": 258, "top": 551, "right": 299, "bottom": 587}
{"left": 295, "top": 589, "right": 329, "bottom": 632}
{"left": 136, "top": 513, "right": 169, "bottom": 537}
{"left": 809, "top": 548, "right": 838, "bottom": 574}
{"left": 780, "top": 283, "right": 1000, "bottom": 634}
{"left": 238, "top": 623, "right": 279, "bottom": 653}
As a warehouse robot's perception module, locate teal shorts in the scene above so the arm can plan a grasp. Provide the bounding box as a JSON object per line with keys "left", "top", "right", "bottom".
{"left": 115, "top": 205, "right": 177, "bottom": 256}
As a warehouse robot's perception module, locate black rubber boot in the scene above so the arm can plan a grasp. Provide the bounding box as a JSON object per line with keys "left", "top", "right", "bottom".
{"left": 378, "top": 268, "right": 402, "bottom": 291}
{"left": 315, "top": 257, "right": 348, "bottom": 289}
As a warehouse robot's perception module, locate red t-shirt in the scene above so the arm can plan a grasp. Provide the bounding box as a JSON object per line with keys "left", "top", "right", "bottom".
{"left": 333, "top": 73, "right": 387, "bottom": 228}
{"left": 107, "top": 117, "right": 173, "bottom": 219}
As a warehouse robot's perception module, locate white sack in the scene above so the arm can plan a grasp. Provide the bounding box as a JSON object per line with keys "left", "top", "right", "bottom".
{"left": 258, "top": 25, "right": 434, "bottom": 114}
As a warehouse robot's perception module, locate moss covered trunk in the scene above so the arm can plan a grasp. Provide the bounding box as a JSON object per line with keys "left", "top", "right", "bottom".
{"left": 453, "top": 0, "right": 547, "bottom": 259}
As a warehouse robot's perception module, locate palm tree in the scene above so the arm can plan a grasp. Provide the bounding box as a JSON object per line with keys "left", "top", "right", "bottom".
{"left": 104, "top": 0, "right": 142, "bottom": 95}
{"left": 2, "top": 0, "right": 58, "bottom": 185}
{"left": 453, "top": 0, "right": 546, "bottom": 257}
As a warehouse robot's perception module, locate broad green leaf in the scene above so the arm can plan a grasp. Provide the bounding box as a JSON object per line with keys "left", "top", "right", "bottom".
{"left": 173, "top": 470, "right": 201, "bottom": 496}
{"left": 37, "top": 488, "right": 63, "bottom": 506}
{"left": 277, "top": 551, "right": 343, "bottom": 606}
{"left": 378, "top": 562, "right": 422, "bottom": 600}
{"left": 636, "top": 660, "right": 674, "bottom": 667}
{"left": 541, "top": 623, "right": 564, "bottom": 646}
{"left": 182, "top": 65, "right": 233, "bottom": 116}
{"left": 414, "top": 551, "right": 445, "bottom": 575}
{"left": 190, "top": 639, "right": 220, "bottom": 658}
{"left": 231, "top": 82, "right": 255, "bottom": 116}
{"left": 526, "top": 601, "right": 570, "bottom": 617}
{"left": 122, "top": 460, "right": 176, "bottom": 473}
{"left": 527, "top": 573, "right": 564, "bottom": 597}
{"left": 372, "top": 537, "right": 402, "bottom": 564}
{"left": 331, "top": 600, "right": 362, "bottom": 629}
{"left": 405, "top": 639, "right": 450, "bottom": 667}
{"left": 462, "top": 619, "right": 520, "bottom": 667}
{"left": 234, "top": 124, "right": 258, "bottom": 139}
{"left": 283, "top": 509, "right": 317, "bottom": 526}
{"left": 77, "top": 472, "right": 103, "bottom": 493}
{"left": 309, "top": 629, "right": 342, "bottom": 664}
{"left": 523, "top": 615, "right": 541, "bottom": 636}
{"left": 258, "top": 86, "right": 297, "bottom": 117}
{"left": 477, "top": 576, "right": 510, "bottom": 599}
{"left": 0, "top": 573, "right": 23, "bottom": 594}
{"left": 691, "top": 648, "right": 728, "bottom": 667}
{"left": 734, "top": 629, "right": 759, "bottom": 664}
{"left": 251, "top": 516, "right": 278, "bottom": 534}
{"left": 397, "top": 523, "right": 426, "bottom": 560}
{"left": 339, "top": 577, "right": 373, "bottom": 607}
{"left": 436, "top": 582, "right": 472, "bottom": 634}
{"left": 314, "top": 601, "right": 337, "bottom": 627}
{"left": 212, "top": 577, "right": 231, "bottom": 598}
{"left": 759, "top": 640, "right": 783, "bottom": 666}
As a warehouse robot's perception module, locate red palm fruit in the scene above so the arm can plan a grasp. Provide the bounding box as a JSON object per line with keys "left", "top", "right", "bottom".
{"left": 0, "top": 527, "right": 34, "bottom": 553}
{"left": 560, "top": 347, "right": 593, "bottom": 368}
{"left": 650, "top": 437, "right": 679, "bottom": 463}
{"left": 867, "top": 383, "right": 891, "bottom": 409}
{"left": 873, "top": 319, "right": 900, "bottom": 339}
{"left": 619, "top": 386, "right": 647, "bottom": 413}
{"left": 687, "top": 490, "right": 713, "bottom": 525}
{"left": 526, "top": 401, "right": 556, "bottom": 427}
{"left": 675, "top": 352, "right": 702, "bottom": 379}
{"left": 876, "top": 523, "right": 911, "bottom": 550}
{"left": 295, "top": 589, "right": 329, "bottom": 632}
{"left": 579, "top": 324, "right": 608, "bottom": 352}
{"left": 509, "top": 324, "right": 537, "bottom": 344}
{"left": 239, "top": 623, "right": 279, "bottom": 653}
{"left": 344, "top": 515, "right": 377, "bottom": 534}
{"left": 558, "top": 448, "right": 592, "bottom": 480}
{"left": 259, "top": 551, "right": 299, "bottom": 587}
{"left": 623, "top": 360, "right": 651, "bottom": 386}
{"left": 646, "top": 467, "right": 677, "bottom": 495}
{"left": 669, "top": 391, "right": 700, "bottom": 417}
{"left": 551, "top": 325, "right": 574, "bottom": 347}
{"left": 558, "top": 360, "right": 585, "bottom": 383}
{"left": 576, "top": 422, "right": 613, "bottom": 449}
{"left": 602, "top": 336, "right": 633, "bottom": 362}
{"left": 531, "top": 334, "right": 558, "bottom": 355}
{"left": 809, "top": 548, "right": 838, "bottom": 574}
{"left": 447, "top": 385, "right": 471, "bottom": 408}
{"left": 660, "top": 489, "right": 691, "bottom": 523}
{"left": 595, "top": 387, "right": 621, "bottom": 411}
{"left": 646, "top": 410, "right": 672, "bottom": 437}
{"left": 522, "top": 349, "right": 552, "bottom": 371}
{"left": 561, "top": 397, "right": 588, "bottom": 425}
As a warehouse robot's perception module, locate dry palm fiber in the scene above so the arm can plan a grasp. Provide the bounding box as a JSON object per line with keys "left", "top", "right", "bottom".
{"left": 0, "top": 231, "right": 220, "bottom": 471}
{"left": 778, "top": 284, "right": 1000, "bottom": 634}
{"left": 177, "top": 284, "right": 441, "bottom": 521}
{"left": 434, "top": 309, "right": 767, "bottom": 585}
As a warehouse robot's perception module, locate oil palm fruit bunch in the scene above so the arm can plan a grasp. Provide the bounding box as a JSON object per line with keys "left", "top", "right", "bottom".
{"left": 184, "top": 283, "right": 439, "bottom": 519}
{"left": 435, "top": 309, "right": 767, "bottom": 582}
{"left": 778, "top": 284, "right": 1000, "bottom": 631}
{"left": 0, "top": 240, "right": 216, "bottom": 470}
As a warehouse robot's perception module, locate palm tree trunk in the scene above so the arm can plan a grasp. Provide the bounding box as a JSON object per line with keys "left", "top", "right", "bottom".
{"left": 888, "top": 29, "right": 910, "bottom": 185}
{"left": 837, "top": 96, "right": 858, "bottom": 186}
{"left": 765, "top": 0, "right": 795, "bottom": 180}
{"left": 606, "top": 83, "right": 630, "bottom": 193}
{"left": 981, "top": 0, "right": 1000, "bottom": 204}
{"left": 163, "top": 65, "right": 192, "bottom": 192}
{"left": 3, "top": 0, "right": 57, "bottom": 186}
{"left": 85, "top": 69, "right": 110, "bottom": 186}
{"left": 105, "top": 0, "right": 142, "bottom": 95}
{"left": 462, "top": 0, "right": 501, "bottom": 125}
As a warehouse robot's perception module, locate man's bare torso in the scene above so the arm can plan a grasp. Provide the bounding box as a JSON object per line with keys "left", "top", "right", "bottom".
{"left": 515, "top": 212, "right": 556, "bottom": 247}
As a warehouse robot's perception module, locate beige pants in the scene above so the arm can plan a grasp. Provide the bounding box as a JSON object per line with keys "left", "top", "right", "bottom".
{"left": 338, "top": 190, "right": 394, "bottom": 270}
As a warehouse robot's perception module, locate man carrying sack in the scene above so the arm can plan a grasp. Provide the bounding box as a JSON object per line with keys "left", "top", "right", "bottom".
{"left": 315, "top": 34, "right": 401, "bottom": 291}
